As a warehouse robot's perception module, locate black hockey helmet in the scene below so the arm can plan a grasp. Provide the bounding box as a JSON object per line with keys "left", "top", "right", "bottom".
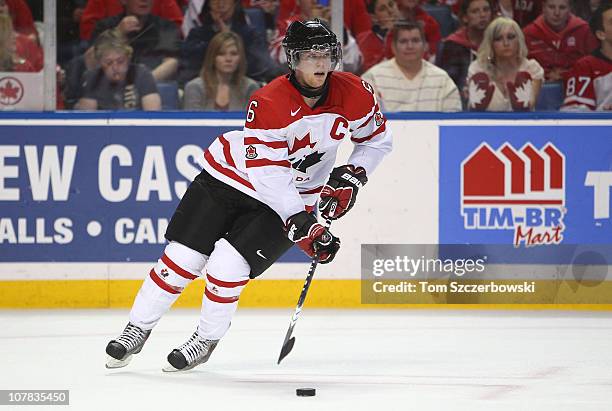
{"left": 282, "top": 19, "right": 342, "bottom": 71}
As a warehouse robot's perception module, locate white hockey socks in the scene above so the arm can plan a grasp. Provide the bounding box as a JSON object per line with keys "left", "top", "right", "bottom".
{"left": 129, "top": 241, "right": 208, "bottom": 330}
{"left": 198, "top": 239, "right": 250, "bottom": 340}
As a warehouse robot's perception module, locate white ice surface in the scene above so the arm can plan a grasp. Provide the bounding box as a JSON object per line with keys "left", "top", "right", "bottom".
{"left": 1, "top": 309, "right": 611, "bottom": 411}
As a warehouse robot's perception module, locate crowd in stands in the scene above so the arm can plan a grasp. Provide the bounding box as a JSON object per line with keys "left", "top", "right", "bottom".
{"left": 0, "top": 0, "right": 610, "bottom": 111}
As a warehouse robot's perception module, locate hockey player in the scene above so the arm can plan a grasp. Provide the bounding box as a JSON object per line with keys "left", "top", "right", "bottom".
{"left": 562, "top": 1, "right": 612, "bottom": 111}
{"left": 105, "top": 18, "right": 392, "bottom": 371}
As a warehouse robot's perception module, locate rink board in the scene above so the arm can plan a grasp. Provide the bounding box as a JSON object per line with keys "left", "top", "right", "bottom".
{"left": 1, "top": 113, "right": 612, "bottom": 308}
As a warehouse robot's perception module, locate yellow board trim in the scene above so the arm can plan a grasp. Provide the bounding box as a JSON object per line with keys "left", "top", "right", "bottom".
{"left": 1, "top": 279, "right": 612, "bottom": 310}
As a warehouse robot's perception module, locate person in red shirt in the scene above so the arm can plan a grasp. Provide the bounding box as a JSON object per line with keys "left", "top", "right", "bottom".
{"left": 0, "top": 12, "right": 41, "bottom": 72}
{"left": 436, "top": 0, "right": 493, "bottom": 103}
{"left": 80, "top": 0, "right": 184, "bottom": 40}
{"left": 562, "top": 1, "right": 612, "bottom": 111}
{"left": 0, "top": 0, "right": 36, "bottom": 37}
{"left": 496, "top": 0, "right": 542, "bottom": 27}
{"left": 356, "top": 0, "right": 401, "bottom": 74}
{"left": 523, "top": 0, "right": 599, "bottom": 80}
{"left": 396, "top": 0, "right": 441, "bottom": 59}
{"left": 276, "top": 0, "right": 372, "bottom": 37}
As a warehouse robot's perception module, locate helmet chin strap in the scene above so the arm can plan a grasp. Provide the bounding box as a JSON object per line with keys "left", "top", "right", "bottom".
{"left": 289, "top": 71, "right": 331, "bottom": 99}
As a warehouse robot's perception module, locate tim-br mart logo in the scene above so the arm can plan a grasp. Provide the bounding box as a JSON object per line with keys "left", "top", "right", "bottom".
{"left": 460, "top": 142, "right": 565, "bottom": 247}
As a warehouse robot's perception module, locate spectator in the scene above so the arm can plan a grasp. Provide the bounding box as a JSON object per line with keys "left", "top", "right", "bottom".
{"left": 184, "top": 31, "right": 259, "bottom": 110}
{"left": 357, "top": 0, "right": 401, "bottom": 74}
{"left": 496, "top": 0, "right": 542, "bottom": 27}
{"left": 269, "top": 0, "right": 362, "bottom": 73}
{"left": 436, "top": 0, "right": 493, "bottom": 103}
{"left": 80, "top": 0, "right": 183, "bottom": 41}
{"left": 276, "top": 0, "right": 372, "bottom": 37}
{"left": 562, "top": 1, "right": 612, "bottom": 110}
{"left": 437, "top": 0, "right": 461, "bottom": 16}
{"left": 179, "top": 0, "right": 284, "bottom": 85}
{"left": 524, "top": 0, "right": 598, "bottom": 81}
{"left": 90, "top": 0, "right": 180, "bottom": 81}
{"left": 362, "top": 20, "right": 461, "bottom": 111}
{"left": 396, "top": 0, "right": 442, "bottom": 59}
{"left": 66, "top": 1, "right": 179, "bottom": 107}
{"left": 0, "top": 12, "right": 41, "bottom": 71}
{"left": 467, "top": 17, "right": 543, "bottom": 111}
{"left": 76, "top": 29, "right": 161, "bottom": 110}
{"left": 58, "top": 0, "right": 87, "bottom": 67}
{"left": 241, "top": 0, "right": 278, "bottom": 38}
{"left": 0, "top": 0, "right": 36, "bottom": 37}
{"left": 182, "top": 0, "right": 204, "bottom": 37}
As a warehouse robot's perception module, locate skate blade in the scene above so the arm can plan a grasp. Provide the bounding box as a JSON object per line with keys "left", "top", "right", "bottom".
{"left": 162, "top": 364, "right": 196, "bottom": 373}
{"left": 105, "top": 354, "right": 133, "bottom": 369}
{"left": 162, "top": 364, "right": 182, "bottom": 373}
{"left": 162, "top": 362, "right": 201, "bottom": 373}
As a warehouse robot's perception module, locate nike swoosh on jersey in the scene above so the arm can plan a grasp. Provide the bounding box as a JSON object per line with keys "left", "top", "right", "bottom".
{"left": 291, "top": 107, "right": 302, "bottom": 116}
{"left": 256, "top": 249, "right": 268, "bottom": 259}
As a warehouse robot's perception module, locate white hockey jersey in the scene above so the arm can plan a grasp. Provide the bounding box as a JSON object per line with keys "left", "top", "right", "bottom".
{"left": 201, "top": 72, "right": 393, "bottom": 223}
{"left": 562, "top": 51, "right": 612, "bottom": 111}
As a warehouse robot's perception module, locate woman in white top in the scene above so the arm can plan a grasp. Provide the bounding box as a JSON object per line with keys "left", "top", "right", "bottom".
{"left": 467, "top": 17, "right": 544, "bottom": 111}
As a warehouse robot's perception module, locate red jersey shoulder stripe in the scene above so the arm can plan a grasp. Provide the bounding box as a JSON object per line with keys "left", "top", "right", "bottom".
{"left": 355, "top": 104, "right": 380, "bottom": 130}
{"left": 245, "top": 158, "right": 292, "bottom": 168}
{"left": 244, "top": 136, "right": 289, "bottom": 149}
{"left": 352, "top": 121, "right": 386, "bottom": 143}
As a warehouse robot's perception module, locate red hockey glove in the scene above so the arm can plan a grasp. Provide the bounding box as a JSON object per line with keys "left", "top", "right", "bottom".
{"left": 469, "top": 72, "right": 495, "bottom": 111}
{"left": 286, "top": 211, "right": 340, "bottom": 264}
{"left": 319, "top": 165, "right": 368, "bottom": 220}
{"left": 507, "top": 71, "right": 533, "bottom": 112}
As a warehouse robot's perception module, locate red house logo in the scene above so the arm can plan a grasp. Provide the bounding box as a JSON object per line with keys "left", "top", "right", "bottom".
{"left": 460, "top": 142, "right": 566, "bottom": 246}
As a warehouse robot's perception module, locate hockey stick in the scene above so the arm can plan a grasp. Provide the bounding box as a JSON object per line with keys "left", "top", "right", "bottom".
{"left": 277, "top": 218, "right": 333, "bottom": 364}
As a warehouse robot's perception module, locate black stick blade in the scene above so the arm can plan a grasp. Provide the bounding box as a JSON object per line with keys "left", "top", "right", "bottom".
{"left": 277, "top": 337, "right": 296, "bottom": 364}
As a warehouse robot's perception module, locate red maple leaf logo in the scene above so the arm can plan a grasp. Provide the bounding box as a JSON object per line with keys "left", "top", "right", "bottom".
{"left": 289, "top": 132, "right": 316, "bottom": 155}
{"left": 0, "top": 77, "right": 24, "bottom": 105}
{"left": 0, "top": 80, "right": 19, "bottom": 100}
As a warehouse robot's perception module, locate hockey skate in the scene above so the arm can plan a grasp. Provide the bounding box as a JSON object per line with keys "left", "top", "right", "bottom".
{"left": 105, "top": 322, "right": 151, "bottom": 369}
{"left": 163, "top": 330, "right": 219, "bottom": 372}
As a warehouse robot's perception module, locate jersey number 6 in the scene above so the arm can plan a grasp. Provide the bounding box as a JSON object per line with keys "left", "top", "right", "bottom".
{"left": 361, "top": 80, "right": 374, "bottom": 95}
{"left": 246, "top": 100, "right": 258, "bottom": 123}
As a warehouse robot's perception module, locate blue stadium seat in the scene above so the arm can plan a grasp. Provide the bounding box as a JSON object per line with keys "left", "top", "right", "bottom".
{"left": 157, "top": 81, "right": 179, "bottom": 110}
{"left": 422, "top": 4, "right": 459, "bottom": 38}
{"left": 244, "top": 8, "right": 267, "bottom": 42}
{"left": 536, "top": 81, "right": 564, "bottom": 111}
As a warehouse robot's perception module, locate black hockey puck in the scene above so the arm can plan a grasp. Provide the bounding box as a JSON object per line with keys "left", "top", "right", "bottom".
{"left": 296, "top": 388, "right": 316, "bottom": 397}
